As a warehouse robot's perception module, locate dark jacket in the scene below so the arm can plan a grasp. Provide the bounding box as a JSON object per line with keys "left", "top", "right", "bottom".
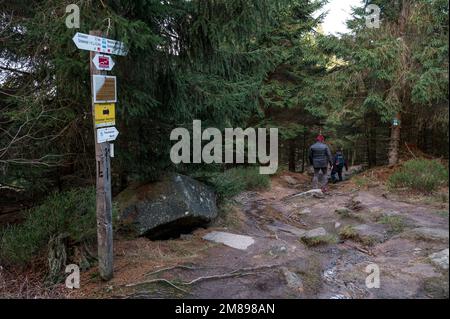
{"left": 333, "top": 151, "right": 348, "bottom": 170}
{"left": 309, "top": 142, "right": 333, "bottom": 168}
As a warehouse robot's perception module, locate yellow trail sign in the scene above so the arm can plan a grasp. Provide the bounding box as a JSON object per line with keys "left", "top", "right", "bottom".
{"left": 94, "top": 103, "right": 116, "bottom": 128}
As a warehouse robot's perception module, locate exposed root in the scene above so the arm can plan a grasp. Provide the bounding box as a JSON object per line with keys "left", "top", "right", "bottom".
{"left": 126, "top": 278, "right": 189, "bottom": 293}
{"left": 145, "top": 264, "right": 200, "bottom": 277}
{"left": 126, "top": 264, "right": 281, "bottom": 291}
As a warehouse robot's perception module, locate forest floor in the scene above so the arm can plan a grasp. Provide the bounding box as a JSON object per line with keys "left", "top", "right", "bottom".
{"left": 62, "top": 166, "right": 449, "bottom": 299}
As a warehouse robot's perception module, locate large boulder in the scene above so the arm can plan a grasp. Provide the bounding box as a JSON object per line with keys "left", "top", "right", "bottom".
{"left": 117, "top": 174, "right": 218, "bottom": 239}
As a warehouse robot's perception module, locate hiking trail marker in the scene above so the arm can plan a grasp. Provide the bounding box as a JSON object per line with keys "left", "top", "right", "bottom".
{"left": 93, "top": 75, "right": 117, "bottom": 103}
{"left": 97, "top": 127, "right": 119, "bottom": 143}
{"left": 73, "top": 30, "right": 128, "bottom": 281}
{"left": 94, "top": 103, "right": 116, "bottom": 128}
{"left": 93, "top": 54, "right": 115, "bottom": 71}
{"left": 72, "top": 32, "right": 128, "bottom": 56}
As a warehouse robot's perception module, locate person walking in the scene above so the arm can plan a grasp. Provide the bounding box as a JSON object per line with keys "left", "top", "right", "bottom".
{"left": 331, "top": 149, "right": 348, "bottom": 183}
{"left": 308, "top": 134, "right": 333, "bottom": 191}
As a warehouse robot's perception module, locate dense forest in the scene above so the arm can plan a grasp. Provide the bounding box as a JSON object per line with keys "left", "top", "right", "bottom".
{"left": 0, "top": 0, "right": 448, "bottom": 299}
{"left": 1, "top": 0, "right": 448, "bottom": 198}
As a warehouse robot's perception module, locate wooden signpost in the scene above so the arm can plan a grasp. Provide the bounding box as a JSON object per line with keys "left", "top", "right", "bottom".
{"left": 74, "top": 30, "right": 126, "bottom": 280}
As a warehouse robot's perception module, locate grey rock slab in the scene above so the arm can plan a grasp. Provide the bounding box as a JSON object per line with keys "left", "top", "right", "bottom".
{"left": 302, "top": 227, "right": 328, "bottom": 239}
{"left": 267, "top": 222, "right": 306, "bottom": 237}
{"left": 411, "top": 227, "right": 449, "bottom": 241}
{"left": 203, "top": 231, "right": 255, "bottom": 250}
{"left": 429, "top": 248, "right": 449, "bottom": 270}
{"left": 353, "top": 224, "right": 386, "bottom": 243}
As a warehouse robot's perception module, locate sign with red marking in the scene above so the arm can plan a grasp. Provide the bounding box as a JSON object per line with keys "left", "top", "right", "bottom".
{"left": 93, "top": 54, "right": 115, "bottom": 71}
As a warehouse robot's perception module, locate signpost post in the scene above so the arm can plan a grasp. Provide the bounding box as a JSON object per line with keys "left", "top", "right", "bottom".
{"left": 89, "top": 30, "right": 113, "bottom": 281}
{"left": 74, "top": 30, "right": 127, "bottom": 281}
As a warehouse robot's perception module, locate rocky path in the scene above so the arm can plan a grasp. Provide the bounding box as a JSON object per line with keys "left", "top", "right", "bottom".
{"left": 75, "top": 170, "right": 449, "bottom": 299}
{"left": 185, "top": 174, "right": 448, "bottom": 299}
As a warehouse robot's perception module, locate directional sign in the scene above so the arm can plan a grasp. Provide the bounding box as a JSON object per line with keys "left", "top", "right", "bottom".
{"left": 93, "top": 75, "right": 117, "bottom": 103}
{"left": 93, "top": 54, "right": 115, "bottom": 71}
{"left": 73, "top": 32, "right": 128, "bottom": 56}
{"left": 97, "top": 127, "right": 119, "bottom": 143}
{"left": 94, "top": 103, "right": 116, "bottom": 128}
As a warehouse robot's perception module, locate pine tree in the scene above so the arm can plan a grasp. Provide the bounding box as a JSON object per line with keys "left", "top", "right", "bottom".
{"left": 320, "top": 0, "right": 448, "bottom": 165}
{"left": 0, "top": 0, "right": 297, "bottom": 192}
{"left": 257, "top": 0, "right": 329, "bottom": 172}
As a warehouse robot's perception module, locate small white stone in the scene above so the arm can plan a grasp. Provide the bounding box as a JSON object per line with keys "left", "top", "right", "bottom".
{"left": 299, "top": 208, "right": 312, "bottom": 215}
{"left": 203, "top": 231, "right": 255, "bottom": 250}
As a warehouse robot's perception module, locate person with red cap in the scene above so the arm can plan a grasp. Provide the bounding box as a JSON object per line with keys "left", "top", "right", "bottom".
{"left": 308, "top": 134, "right": 333, "bottom": 191}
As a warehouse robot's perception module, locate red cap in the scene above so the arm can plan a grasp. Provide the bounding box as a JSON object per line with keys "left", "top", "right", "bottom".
{"left": 316, "top": 135, "right": 325, "bottom": 142}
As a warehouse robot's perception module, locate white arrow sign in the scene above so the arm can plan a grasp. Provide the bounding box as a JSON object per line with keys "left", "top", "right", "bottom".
{"left": 93, "top": 54, "right": 115, "bottom": 71}
{"left": 73, "top": 32, "right": 128, "bottom": 56}
{"left": 97, "top": 127, "right": 119, "bottom": 143}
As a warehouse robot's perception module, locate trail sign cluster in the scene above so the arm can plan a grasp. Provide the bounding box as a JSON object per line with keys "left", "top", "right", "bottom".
{"left": 73, "top": 31, "right": 127, "bottom": 281}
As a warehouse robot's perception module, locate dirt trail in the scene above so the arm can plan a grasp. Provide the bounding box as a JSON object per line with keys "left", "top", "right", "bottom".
{"left": 73, "top": 169, "right": 449, "bottom": 299}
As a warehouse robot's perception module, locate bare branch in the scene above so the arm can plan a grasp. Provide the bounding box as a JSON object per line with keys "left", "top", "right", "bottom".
{"left": 0, "top": 66, "right": 30, "bottom": 75}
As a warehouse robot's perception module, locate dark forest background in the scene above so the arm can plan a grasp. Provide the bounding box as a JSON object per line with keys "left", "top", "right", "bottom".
{"left": 1, "top": 0, "right": 448, "bottom": 204}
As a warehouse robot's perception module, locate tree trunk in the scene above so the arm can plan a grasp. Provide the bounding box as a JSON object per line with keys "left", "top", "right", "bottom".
{"left": 366, "top": 125, "right": 371, "bottom": 168}
{"left": 388, "top": 0, "right": 410, "bottom": 166}
{"left": 388, "top": 113, "right": 402, "bottom": 166}
{"left": 288, "top": 139, "right": 296, "bottom": 172}
{"left": 352, "top": 148, "right": 356, "bottom": 166}
{"left": 372, "top": 127, "right": 377, "bottom": 166}
{"left": 424, "top": 126, "right": 433, "bottom": 155}
{"left": 301, "top": 130, "right": 307, "bottom": 173}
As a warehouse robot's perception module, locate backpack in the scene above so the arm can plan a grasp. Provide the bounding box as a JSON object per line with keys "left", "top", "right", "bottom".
{"left": 335, "top": 154, "right": 344, "bottom": 167}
